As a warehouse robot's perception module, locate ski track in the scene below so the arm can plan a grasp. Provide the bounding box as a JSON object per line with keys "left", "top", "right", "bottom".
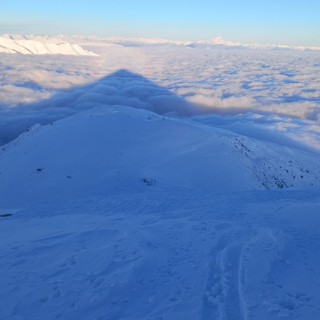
{"left": 201, "top": 227, "right": 248, "bottom": 320}
{"left": 1, "top": 191, "right": 320, "bottom": 319}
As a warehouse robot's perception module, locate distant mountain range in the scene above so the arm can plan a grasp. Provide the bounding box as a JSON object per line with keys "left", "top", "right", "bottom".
{"left": 64, "top": 35, "right": 320, "bottom": 52}
{"left": 0, "top": 35, "right": 98, "bottom": 56}
{"left": 1, "top": 34, "right": 319, "bottom": 54}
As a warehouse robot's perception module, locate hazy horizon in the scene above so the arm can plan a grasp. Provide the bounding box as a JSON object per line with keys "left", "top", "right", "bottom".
{"left": 1, "top": 0, "right": 320, "bottom": 47}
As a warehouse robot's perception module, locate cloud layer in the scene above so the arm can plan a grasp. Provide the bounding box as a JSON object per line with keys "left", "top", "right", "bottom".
{"left": 0, "top": 38, "right": 319, "bottom": 152}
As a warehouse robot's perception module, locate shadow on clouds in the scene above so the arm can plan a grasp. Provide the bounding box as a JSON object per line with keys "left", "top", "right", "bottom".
{"left": 0, "top": 69, "right": 319, "bottom": 154}
{"left": 0, "top": 69, "right": 203, "bottom": 145}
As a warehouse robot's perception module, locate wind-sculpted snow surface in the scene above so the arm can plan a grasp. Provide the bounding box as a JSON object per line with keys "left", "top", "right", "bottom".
{"left": 1, "top": 105, "right": 320, "bottom": 205}
{"left": 0, "top": 106, "right": 320, "bottom": 320}
{"left": 1, "top": 191, "right": 320, "bottom": 320}
{"left": 0, "top": 106, "right": 320, "bottom": 204}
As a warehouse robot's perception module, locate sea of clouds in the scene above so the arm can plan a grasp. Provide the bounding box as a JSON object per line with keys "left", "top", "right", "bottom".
{"left": 0, "top": 36, "right": 319, "bottom": 152}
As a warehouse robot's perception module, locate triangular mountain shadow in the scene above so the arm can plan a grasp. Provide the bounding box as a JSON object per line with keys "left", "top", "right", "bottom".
{"left": 1, "top": 69, "right": 314, "bottom": 152}
{"left": 0, "top": 69, "right": 206, "bottom": 146}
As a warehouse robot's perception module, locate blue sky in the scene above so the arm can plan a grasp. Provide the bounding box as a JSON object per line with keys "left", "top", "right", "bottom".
{"left": 1, "top": 0, "right": 319, "bottom": 46}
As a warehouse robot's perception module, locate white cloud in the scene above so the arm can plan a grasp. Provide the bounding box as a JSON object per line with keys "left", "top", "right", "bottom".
{"left": 0, "top": 36, "right": 319, "bottom": 152}
{"left": 194, "top": 113, "right": 320, "bottom": 154}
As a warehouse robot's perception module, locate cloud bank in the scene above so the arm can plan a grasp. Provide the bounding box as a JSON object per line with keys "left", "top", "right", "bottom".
{"left": 66, "top": 35, "right": 320, "bottom": 52}
{"left": 0, "top": 37, "right": 319, "bottom": 152}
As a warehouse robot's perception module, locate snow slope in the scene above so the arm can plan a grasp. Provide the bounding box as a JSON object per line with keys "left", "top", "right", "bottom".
{"left": 1, "top": 106, "right": 320, "bottom": 320}
{"left": 1, "top": 106, "right": 320, "bottom": 206}
{"left": 0, "top": 35, "right": 98, "bottom": 56}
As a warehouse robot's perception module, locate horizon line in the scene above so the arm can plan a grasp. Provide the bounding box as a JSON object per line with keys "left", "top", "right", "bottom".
{"left": 2, "top": 33, "right": 320, "bottom": 51}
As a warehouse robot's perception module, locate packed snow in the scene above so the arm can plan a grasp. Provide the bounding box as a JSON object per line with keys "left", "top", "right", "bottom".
{"left": 0, "top": 35, "right": 320, "bottom": 320}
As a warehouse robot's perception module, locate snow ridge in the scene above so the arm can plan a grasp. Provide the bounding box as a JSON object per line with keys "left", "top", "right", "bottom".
{"left": 2, "top": 34, "right": 318, "bottom": 53}
{"left": 1, "top": 106, "right": 320, "bottom": 320}
{"left": 65, "top": 35, "right": 320, "bottom": 52}
{"left": 0, "top": 35, "right": 98, "bottom": 56}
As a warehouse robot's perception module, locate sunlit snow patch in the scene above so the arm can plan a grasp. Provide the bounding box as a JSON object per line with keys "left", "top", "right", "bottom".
{"left": 0, "top": 35, "right": 98, "bottom": 56}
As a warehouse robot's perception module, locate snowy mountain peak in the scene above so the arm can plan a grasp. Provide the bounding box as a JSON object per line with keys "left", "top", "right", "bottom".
{"left": 1, "top": 105, "right": 320, "bottom": 206}
{"left": 0, "top": 35, "right": 98, "bottom": 56}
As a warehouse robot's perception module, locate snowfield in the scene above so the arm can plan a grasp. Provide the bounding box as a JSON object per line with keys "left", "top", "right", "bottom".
{"left": 1, "top": 106, "right": 320, "bottom": 204}
{"left": 0, "top": 35, "right": 320, "bottom": 320}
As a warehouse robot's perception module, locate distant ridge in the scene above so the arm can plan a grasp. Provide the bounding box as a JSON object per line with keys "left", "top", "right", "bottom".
{"left": 0, "top": 35, "right": 98, "bottom": 56}
{"left": 2, "top": 34, "right": 319, "bottom": 53}
{"left": 66, "top": 34, "right": 320, "bottom": 52}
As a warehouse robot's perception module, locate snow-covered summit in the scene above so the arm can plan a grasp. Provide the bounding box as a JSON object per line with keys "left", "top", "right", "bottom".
{"left": 1, "top": 105, "right": 319, "bottom": 206}
{"left": 0, "top": 35, "right": 98, "bottom": 56}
